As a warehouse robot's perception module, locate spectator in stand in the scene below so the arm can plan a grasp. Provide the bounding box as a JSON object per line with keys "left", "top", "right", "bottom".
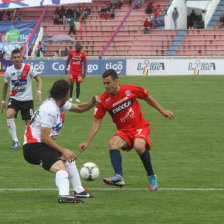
{"left": 82, "top": 8, "right": 88, "bottom": 21}
{"left": 111, "top": 7, "right": 116, "bottom": 19}
{"left": 54, "top": 8, "right": 60, "bottom": 24}
{"left": 149, "top": 15, "right": 158, "bottom": 28}
{"left": 68, "top": 18, "right": 76, "bottom": 35}
{"left": 7, "top": 10, "right": 11, "bottom": 21}
{"left": 54, "top": 50, "right": 59, "bottom": 57}
{"left": 63, "top": 48, "right": 69, "bottom": 57}
{"left": 76, "top": 7, "right": 81, "bottom": 21}
{"left": 218, "top": 11, "right": 224, "bottom": 29}
{"left": 146, "top": 1, "right": 154, "bottom": 14}
{"left": 37, "top": 41, "right": 43, "bottom": 57}
{"left": 2, "top": 11, "right": 9, "bottom": 21}
{"left": 172, "top": 7, "right": 179, "bottom": 29}
{"left": 143, "top": 18, "right": 151, "bottom": 34}
{"left": 154, "top": 4, "right": 162, "bottom": 19}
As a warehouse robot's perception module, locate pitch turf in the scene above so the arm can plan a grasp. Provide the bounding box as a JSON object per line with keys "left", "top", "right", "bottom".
{"left": 0, "top": 75, "right": 223, "bottom": 224}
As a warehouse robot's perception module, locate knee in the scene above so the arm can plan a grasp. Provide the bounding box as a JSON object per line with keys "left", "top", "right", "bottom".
{"left": 134, "top": 142, "right": 145, "bottom": 155}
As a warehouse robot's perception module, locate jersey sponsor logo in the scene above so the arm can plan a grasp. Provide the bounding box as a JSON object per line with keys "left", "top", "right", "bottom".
{"left": 126, "top": 90, "right": 131, "bottom": 96}
{"left": 71, "top": 57, "right": 82, "bottom": 61}
{"left": 112, "top": 96, "right": 128, "bottom": 107}
{"left": 9, "top": 72, "right": 16, "bottom": 77}
{"left": 120, "top": 108, "right": 134, "bottom": 122}
{"left": 11, "top": 79, "right": 27, "bottom": 86}
{"left": 106, "top": 98, "right": 111, "bottom": 103}
{"left": 109, "top": 99, "right": 134, "bottom": 115}
{"left": 94, "top": 107, "right": 98, "bottom": 115}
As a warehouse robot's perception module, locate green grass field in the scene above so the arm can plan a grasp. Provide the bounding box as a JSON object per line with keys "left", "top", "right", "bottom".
{"left": 0, "top": 75, "right": 223, "bottom": 224}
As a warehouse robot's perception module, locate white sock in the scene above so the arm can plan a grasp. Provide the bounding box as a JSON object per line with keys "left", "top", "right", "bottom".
{"left": 65, "top": 161, "right": 84, "bottom": 193}
{"left": 7, "top": 119, "right": 19, "bottom": 142}
{"left": 55, "top": 170, "right": 70, "bottom": 196}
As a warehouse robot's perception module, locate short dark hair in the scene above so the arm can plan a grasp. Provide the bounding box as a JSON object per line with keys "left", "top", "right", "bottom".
{"left": 11, "top": 48, "right": 21, "bottom": 56}
{"left": 102, "top": 69, "right": 118, "bottom": 80}
{"left": 50, "top": 79, "right": 69, "bottom": 100}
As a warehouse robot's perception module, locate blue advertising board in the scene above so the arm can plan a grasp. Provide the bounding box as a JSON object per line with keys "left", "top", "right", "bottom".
{"left": 25, "top": 59, "right": 126, "bottom": 76}
{"left": 0, "top": 60, "right": 13, "bottom": 73}
{"left": 0, "top": 21, "right": 37, "bottom": 56}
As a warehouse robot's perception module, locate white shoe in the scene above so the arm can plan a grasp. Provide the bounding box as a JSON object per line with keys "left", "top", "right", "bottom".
{"left": 69, "top": 98, "right": 73, "bottom": 102}
{"left": 75, "top": 98, "right": 81, "bottom": 103}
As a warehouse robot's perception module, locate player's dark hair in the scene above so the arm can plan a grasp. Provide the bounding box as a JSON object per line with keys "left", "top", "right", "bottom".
{"left": 11, "top": 48, "right": 21, "bottom": 56}
{"left": 102, "top": 69, "right": 118, "bottom": 80}
{"left": 50, "top": 79, "right": 69, "bottom": 100}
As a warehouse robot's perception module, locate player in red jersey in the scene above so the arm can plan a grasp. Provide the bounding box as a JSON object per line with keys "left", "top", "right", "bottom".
{"left": 65, "top": 42, "right": 87, "bottom": 103}
{"left": 79, "top": 69, "right": 174, "bottom": 190}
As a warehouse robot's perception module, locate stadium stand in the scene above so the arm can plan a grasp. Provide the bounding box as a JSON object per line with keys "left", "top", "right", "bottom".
{"left": 14, "top": 0, "right": 171, "bottom": 57}
{"left": 11, "top": 0, "right": 224, "bottom": 57}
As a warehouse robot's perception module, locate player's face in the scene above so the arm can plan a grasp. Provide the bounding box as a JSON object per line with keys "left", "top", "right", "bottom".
{"left": 103, "top": 76, "right": 119, "bottom": 94}
{"left": 11, "top": 52, "right": 23, "bottom": 69}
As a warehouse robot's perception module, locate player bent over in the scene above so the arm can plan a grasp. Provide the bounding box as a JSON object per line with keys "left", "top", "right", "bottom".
{"left": 79, "top": 69, "right": 174, "bottom": 191}
{"left": 23, "top": 80, "right": 100, "bottom": 203}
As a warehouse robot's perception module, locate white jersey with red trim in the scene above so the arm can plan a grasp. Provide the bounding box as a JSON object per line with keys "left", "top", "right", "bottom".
{"left": 4, "top": 63, "right": 37, "bottom": 101}
{"left": 23, "top": 98, "right": 72, "bottom": 144}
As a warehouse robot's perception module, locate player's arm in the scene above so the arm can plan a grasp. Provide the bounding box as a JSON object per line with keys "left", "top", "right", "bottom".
{"left": 69, "top": 96, "right": 100, "bottom": 113}
{"left": 1, "top": 82, "right": 8, "bottom": 113}
{"left": 65, "top": 56, "right": 70, "bottom": 75}
{"left": 34, "top": 76, "right": 42, "bottom": 103}
{"left": 83, "top": 59, "right": 87, "bottom": 78}
{"left": 144, "top": 95, "right": 174, "bottom": 119}
{"left": 41, "top": 126, "right": 76, "bottom": 163}
{"left": 79, "top": 118, "right": 103, "bottom": 153}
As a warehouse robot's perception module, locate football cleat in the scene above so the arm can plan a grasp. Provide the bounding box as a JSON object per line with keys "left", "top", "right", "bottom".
{"left": 149, "top": 174, "right": 158, "bottom": 191}
{"left": 74, "top": 189, "right": 95, "bottom": 198}
{"left": 75, "top": 98, "right": 81, "bottom": 103}
{"left": 58, "top": 195, "right": 85, "bottom": 203}
{"left": 11, "top": 141, "right": 20, "bottom": 150}
{"left": 69, "top": 98, "right": 73, "bottom": 102}
{"left": 103, "top": 174, "right": 125, "bottom": 187}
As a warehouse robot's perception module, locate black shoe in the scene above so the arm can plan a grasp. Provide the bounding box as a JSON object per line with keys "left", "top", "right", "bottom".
{"left": 74, "top": 189, "right": 95, "bottom": 198}
{"left": 58, "top": 195, "right": 85, "bottom": 203}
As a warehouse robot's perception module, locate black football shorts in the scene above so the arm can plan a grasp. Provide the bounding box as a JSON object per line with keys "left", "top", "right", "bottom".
{"left": 7, "top": 98, "right": 34, "bottom": 120}
{"left": 23, "top": 143, "right": 62, "bottom": 171}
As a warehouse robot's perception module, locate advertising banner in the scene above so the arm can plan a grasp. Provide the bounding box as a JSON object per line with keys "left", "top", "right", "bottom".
{"left": 0, "top": 0, "right": 92, "bottom": 9}
{"left": 127, "top": 59, "right": 224, "bottom": 76}
{"left": 24, "top": 59, "right": 126, "bottom": 76}
{"left": 0, "top": 21, "right": 37, "bottom": 56}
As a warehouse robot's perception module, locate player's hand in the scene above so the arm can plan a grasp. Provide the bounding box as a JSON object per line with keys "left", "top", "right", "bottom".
{"left": 36, "top": 91, "right": 42, "bottom": 103}
{"left": 79, "top": 142, "right": 88, "bottom": 153}
{"left": 62, "top": 148, "right": 77, "bottom": 163}
{"left": 162, "top": 110, "right": 174, "bottom": 119}
{"left": 65, "top": 70, "right": 68, "bottom": 75}
{"left": 91, "top": 96, "right": 101, "bottom": 106}
{"left": 1, "top": 102, "right": 6, "bottom": 114}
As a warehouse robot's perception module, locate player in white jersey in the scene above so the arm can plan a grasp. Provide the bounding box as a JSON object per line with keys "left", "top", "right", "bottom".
{"left": 23, "top": 79, "right": 100, "bottom": 203}
{"left": 1, "top": 49, "right": 42, "bottom": 149}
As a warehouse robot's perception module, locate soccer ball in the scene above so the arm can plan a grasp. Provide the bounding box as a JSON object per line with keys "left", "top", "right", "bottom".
{"left": 80, "top": 162, "right": 99, "bottom": 181}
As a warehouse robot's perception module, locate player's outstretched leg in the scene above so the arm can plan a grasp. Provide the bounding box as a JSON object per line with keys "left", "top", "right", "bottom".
{"left": 64, "top": 161, "right": 95, "bottom": 198}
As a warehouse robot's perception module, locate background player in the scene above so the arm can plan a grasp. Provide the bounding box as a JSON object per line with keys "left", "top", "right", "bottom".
{"left": 23, "top": 79, "right": 100, "bottom": 203}
{"left": 79, "top": 69, "right": 174, "bottom": 191}
{"left": 65, "top": 42, "right": 87, "bottom": 103}
{"left": 1, "top": 48, "right": 42, "bottom": 149}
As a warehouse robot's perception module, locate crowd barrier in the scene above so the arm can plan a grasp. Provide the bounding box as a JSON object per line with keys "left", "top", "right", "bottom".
{"left": 0, "top": 58, "right": 223, "bottom": 76}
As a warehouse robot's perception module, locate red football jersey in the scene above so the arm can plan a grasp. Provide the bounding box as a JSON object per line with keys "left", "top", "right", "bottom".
{"left": 68, "top": 50, "right": 87, "bottom": 72}
{"left": 94, "top": 85, "right": 150, "bottom": 131}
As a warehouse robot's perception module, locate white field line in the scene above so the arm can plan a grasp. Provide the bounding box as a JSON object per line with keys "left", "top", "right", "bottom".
{"left": 0, "top": 188, "right": 223, "bottom": 191}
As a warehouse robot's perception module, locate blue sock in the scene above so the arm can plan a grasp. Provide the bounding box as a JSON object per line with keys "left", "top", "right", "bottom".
{"left": 140, "top": 149, "right": 154, "bottom": 176}
{"left": 76, "top": 87, "right": 80, "bottom": 99}
{"left": 109, "top": 149, "right": 123, "bottom": 177}
{"left": 70, "top": 84, "right": 73, "bottom": 98}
